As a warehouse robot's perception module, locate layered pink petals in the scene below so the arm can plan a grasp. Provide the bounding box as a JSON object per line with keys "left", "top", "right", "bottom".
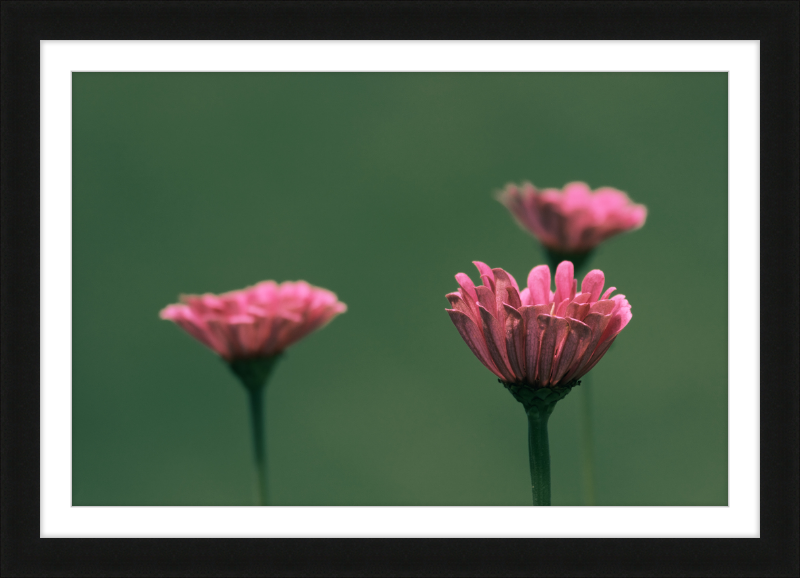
{"left": 160, "top": 280, "right": 346, "bottom": 361}
{"left": 497, "top": 181, "right": 647, "bottom": 254}
{"left": 446, "top": 262, "right": 631, "bottom": 387}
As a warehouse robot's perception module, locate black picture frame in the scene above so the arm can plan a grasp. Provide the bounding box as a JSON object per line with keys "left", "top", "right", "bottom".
{"left": 2, "top": 1, "right": 798, "bottom": 576}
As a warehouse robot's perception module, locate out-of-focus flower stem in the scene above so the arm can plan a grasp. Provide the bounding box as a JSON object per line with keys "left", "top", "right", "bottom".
{"left": 246, "top": 385, "right": 269, "bottom": 506}
{"left": 545, "top": 248, "right": 593, "bottom": 275}
{"left": 578, "top": 375, "right": 596, "bottom": 506}
{"left": 546, "top": 248, "right": 597, "bottom": 506}
{"left": 229, "top": 356, "right": 282, "bottom": 506}
{"left": 526, "top": 403, "right": 553, "bottom": 506}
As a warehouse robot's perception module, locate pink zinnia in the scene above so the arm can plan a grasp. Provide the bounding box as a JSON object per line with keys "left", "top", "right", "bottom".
{"left": 497, "top": 181, "right": 647, "bottom": 255}
{"left": 160, "top": 280, "right": 347, "bottom": 361}
{"left": 446, "top": 261, "right": 631, "bottom": 387}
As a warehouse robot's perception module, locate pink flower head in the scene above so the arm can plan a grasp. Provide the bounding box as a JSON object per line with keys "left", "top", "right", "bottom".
{"left": 160, "top": 280, "right": 347, "bottom": 361}
{"left": 497, "top": 181, "right": 647, "bottom": 254}
{"left": 446, "top": 261, "right": 632, "bottom": 387}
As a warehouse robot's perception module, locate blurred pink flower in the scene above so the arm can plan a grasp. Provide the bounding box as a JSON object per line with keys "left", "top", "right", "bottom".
{"left": 497, "top": 181, "right": 647, "bottom": 254}
{"left": 446, "top": 261, "right": 631, "bottom": 387}
{"left": 160, "top": 280, "right": 347, "bottom": 361}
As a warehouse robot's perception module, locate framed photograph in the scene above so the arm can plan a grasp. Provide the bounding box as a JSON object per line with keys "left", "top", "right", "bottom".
{"left": 3, "top": 2, "right": 797, "bottom": 576}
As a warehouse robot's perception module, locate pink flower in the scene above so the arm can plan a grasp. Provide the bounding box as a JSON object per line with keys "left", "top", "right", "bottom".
{"left": 497, "top": 181, "right": 647, "bottom": 254}
{"left": 160, "top": 280, "right": 347, "bottom": 361}
{"left": 446, "top": 261, "right": 631, "bottom": 387}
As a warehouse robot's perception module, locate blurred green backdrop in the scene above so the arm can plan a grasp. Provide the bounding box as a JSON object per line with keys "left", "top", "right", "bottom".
{"left": 72, "top": 72, "right": 727, "bottom": 506}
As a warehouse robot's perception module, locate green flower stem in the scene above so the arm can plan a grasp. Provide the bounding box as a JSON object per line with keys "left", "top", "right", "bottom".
{"left": 229, "top": 355, "right": 282, "bottom": 506}
{"left": 577, "top": 376, "right": 596, "bottom": 506}
{"left": 544, "top": 248, "right": 593, "bottom": 275}
{"left": 505, "top": 382, "right": 573, "bottom": 506}
{"left": 545, "top": 248, "right": 597, "bottom": 506}
{"left": 526, "top": 403, "right": 553, "bottom": 506}
{"left": 246, "top": 385, "right": 268, "bottom": 506}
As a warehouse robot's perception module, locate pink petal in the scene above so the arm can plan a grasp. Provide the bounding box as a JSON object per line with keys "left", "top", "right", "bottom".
{"left": 227, "top": 314, "right": 254, "bottom": 324}
{"left": 566, "top": 301, "right": 591, "bottom": 321}
{"left": 554, "top": 297, "right": 571, "bottom": 318}
{"left": 562, "top": 182, "right": 593, "bottom": 207}
{"left": 553, "top": 261, "right": 574, "bottom": 304}
{"left": 505, "top": 286, "right": 522, "bottom": 309}
{"left": 519, "top": 287, "right": 532, "bottom": 307}
{"left": 572, "top": 293, "right": 591, "bottom": 305}
{"left": 609, "top": 295, "right": 629, "bottom": 317}
{"left": 171, "top": 317, "right": 223, "bottom": 355}
{"left": 561, "top": 316, "right": 599, "bottom": 383}
{"left": 558, "top": 318, "right": 593, "bottom": 383}
{"left": 551, "top": 320, "right": 585, "bottom": 385}
{"left": 524, "top": 191, "right": 558, "bottom": 245}
{"left": 536, "top": 315, "right": 569, "bottom": 387}
{"left": 230, "top": 321, "right": 259, "bottom": 357}
{"left": 532, "top": 303, "right": 555, "bottom": 317}
{"left": 519, "top": 306, "right": 543, "bottom": 384}
{"left": 253, "top": 281, "right": 279, "bottom": 302}
{"left": 548, "top": 210, "right": 572, "bottom": 251}
{"left": 447, "top": 309, "right": 503, "bottom": 379}
{"left": 159, "top": 303, "right": 186, "bottom": 321}
{"left": 582, "top": 311, "right": 632, "bottom": 375}
{"left": 446, "top": 292, "right": 477, "bottom": 322}
{"left": 567, "top": 312, "right": 612, "bottom": 379}
{"left": 257, "top": 315, "right": 295, "bottom": 356}
{"left": 492, "top": 268, "right": 517, "bottom": 319}
{"left": 589, "top": 299, "right": 616, "bottom": 315}
{"left": 581, "top": 270, "right": 605, "bottom": 303}
{"left": 205, "top": 319, "right": 235, "bottom": 360}
{"left": 581, "top": 309, "right": 632, "bottom": 375}
{"left": 455, "top": 275, "right": 480, "bottom": 319}
{"left": 474, "top": 285, "right": 497, "bottom": 318}
{"left": 527, "top": 265, "right": 551, "bottom": 306}
{"left": 455, "top": 272, "right": 479, "bottom": 303}
{"left": 249, "top": 314, "right": 274, "bottom": 352}
{"left": 598, "top": 308, "right": 633, "bottom": 349}
{"left": 473, "top": 261, "right": 495, "bottom": 289}
{"left": 628, "top": 205, "right": 648, "bottom": 228}
{"left": 478, "top": 304, "right": 516, "bottom": 382}
{"left": 581, "top": 335, "right": 619, "bottom": 374}
{"left": 600, "top": 286, "right": 617, "bottom": 300}
{"left": 503, "top": 304, "right": 526, "bottom": 381}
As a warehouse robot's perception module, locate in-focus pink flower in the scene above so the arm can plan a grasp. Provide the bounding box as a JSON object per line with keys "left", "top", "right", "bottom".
{"left": 160, "top": 280, "right": 347, "bottom": 361}
{"left": 497, "top": 182, "right": 647, "bottom": 255}
{"left": 446, "top": 261, "right": 631, "bottom": 387}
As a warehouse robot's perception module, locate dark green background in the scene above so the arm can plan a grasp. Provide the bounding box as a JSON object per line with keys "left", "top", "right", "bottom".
{"left": 73, "top": 73, "right": 727, "bottom": 506}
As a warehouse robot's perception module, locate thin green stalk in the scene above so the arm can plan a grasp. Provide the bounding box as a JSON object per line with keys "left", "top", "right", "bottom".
{"left": 577, "top": 379, "right": 596, "bottom": 506}
{"left": 246, "top": 385, "right": 268, "bottom": 506}
{"left": 526, "top": 404, "right": 553, "bottom": 506}
{"left": 229, "top": 355, "right": 281, "bottom": 506}
{"left": 506, "top": 382, "right": 572, "bottom": 506}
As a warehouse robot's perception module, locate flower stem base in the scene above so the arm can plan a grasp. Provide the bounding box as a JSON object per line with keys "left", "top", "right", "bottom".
{"left": 544, "top": 248, "right": 594, "bottom": 274}
{"left": 228, "top": 355, "right": 282, "bottom": 506}
{"left": 503, "top": 381, "right": 577, "bottom": 506}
